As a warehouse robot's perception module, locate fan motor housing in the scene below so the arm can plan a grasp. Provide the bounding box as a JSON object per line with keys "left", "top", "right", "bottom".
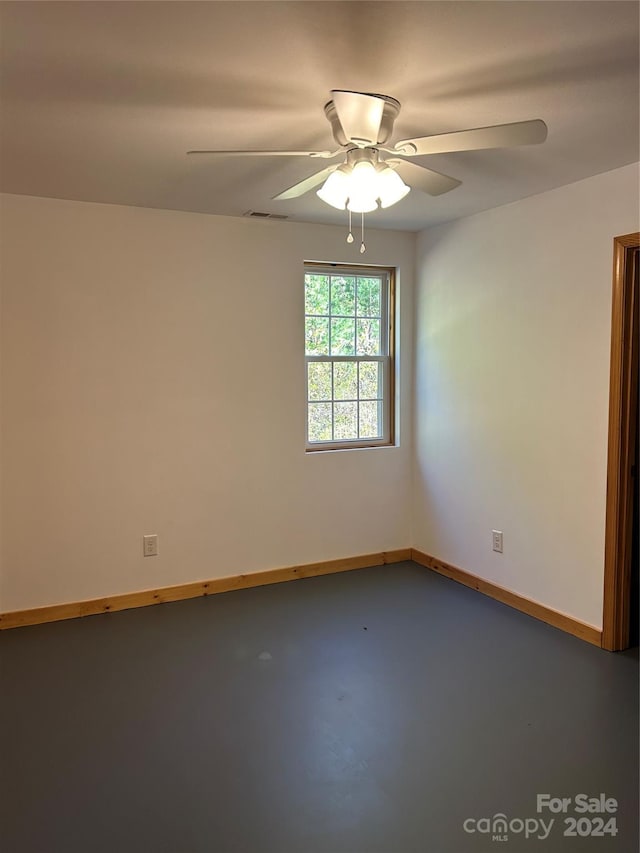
{"left": 324, "top": 93, "right": 401, "bottom": 146}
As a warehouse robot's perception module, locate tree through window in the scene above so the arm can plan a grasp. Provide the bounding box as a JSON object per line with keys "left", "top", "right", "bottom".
{"left": 305, "top": 264, "right": 394, "bottom": 450}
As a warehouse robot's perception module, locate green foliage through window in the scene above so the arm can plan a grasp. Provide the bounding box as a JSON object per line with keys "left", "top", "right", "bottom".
{"left": 305, "top": 267, "right": 391, "bottom": 448}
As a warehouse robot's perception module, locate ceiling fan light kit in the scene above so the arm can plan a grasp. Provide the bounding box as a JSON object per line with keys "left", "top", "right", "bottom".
{"left": 316, "top": 148, "right": 411, "bottom": 213}
{"left": 188, "top": 90, "right": 547, "bottom": 251}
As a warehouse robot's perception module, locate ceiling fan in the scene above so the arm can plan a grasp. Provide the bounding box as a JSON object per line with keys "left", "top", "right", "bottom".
{"left": 188, "top": 90, "right": 546, "bottom": 248}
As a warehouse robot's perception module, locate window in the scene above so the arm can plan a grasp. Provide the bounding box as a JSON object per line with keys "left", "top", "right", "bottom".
{"left": 304, "top": 264, "right": 394, "bottom": 450}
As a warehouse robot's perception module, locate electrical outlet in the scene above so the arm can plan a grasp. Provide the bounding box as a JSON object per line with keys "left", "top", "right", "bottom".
{"left": 143, "top": 534, "right": 158, "bottom": 557}
{"left": 492, "top": 530, "right": 503, "bottom": 553}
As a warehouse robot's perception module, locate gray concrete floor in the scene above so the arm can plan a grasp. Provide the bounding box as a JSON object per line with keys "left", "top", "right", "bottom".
{"left": 1, "top": 562, "right": 638, "bottom": 853}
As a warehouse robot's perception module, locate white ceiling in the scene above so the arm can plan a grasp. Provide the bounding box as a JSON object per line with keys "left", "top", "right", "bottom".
{"left": 1, "top": 1, "right": 638, "bottom": 231}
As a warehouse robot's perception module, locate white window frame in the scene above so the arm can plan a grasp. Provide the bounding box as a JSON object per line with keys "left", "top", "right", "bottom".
{"left": 304, "top": 263, "right": 395, "bottom": 452}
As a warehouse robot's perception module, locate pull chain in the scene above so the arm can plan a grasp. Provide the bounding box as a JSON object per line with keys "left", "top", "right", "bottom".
{"left": 360, "top": 212, "right": 366, "bottom": 254}
{"left": 346, "top": 209, "right": 354, "bottom": 244}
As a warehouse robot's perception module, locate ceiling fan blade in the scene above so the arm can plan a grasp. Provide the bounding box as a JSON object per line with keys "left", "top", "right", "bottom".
{"left": 187, "top": 149, "right": 341, "bottom": 159}
{"left": 395, "top": 119, "right": 548, "bottom": 156}
{"left": 386, "top": 159, "right": 461, "bottom": 196}
{"left": 331, "top": 90, "right": 385, "bottom": 145}
{"left": 272, "top": 165, "right": 338, "bottom": 200}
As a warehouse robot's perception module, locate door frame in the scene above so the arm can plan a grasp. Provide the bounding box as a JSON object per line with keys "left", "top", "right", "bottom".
{"left": 602, "top": 232, "right": 639, "bottom": 651}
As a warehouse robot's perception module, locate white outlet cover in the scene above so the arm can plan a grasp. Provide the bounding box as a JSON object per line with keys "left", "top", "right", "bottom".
{"left": 143, "top": 534, "right": 158, "bottom": 556}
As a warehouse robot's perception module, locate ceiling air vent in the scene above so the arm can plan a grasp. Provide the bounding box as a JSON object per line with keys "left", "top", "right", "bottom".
{"left": 243, "top": 210, "right": 289, "bottom": 220}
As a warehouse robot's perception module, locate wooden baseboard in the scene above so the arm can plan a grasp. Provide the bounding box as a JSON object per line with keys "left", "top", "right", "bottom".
{"left": 0, "top": 549, "right": 412, "bottom": 630}
{"left": 411, "top": 549, "right": 602, "bottom": 647}
{"left": 0, "top": 548, "right": 604, "bottom": 647}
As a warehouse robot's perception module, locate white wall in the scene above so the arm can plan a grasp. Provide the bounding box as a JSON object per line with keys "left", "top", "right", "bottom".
{"left": 413, "top": 163, "right": 639, "bottom": 629}
{"left": 0, "top": 194, "right": 415, "bottom": 611}
{"left": 3, "top": 164, "right": 637, "bottom": 623}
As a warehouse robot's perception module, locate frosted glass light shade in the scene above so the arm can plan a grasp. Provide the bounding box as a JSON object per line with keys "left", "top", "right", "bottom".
{"left": 316, "top": 169, "right": 349, "bottom": 209}
{"left": 377, "top": 167, "right": 410, "bottom": 208}
{"left": 347, "top": 162, "right": 379, "bottom": 212}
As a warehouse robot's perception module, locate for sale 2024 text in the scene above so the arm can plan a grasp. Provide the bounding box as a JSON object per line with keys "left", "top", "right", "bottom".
{"left": 537, "top": 793, "right": 618, "bottom": 840}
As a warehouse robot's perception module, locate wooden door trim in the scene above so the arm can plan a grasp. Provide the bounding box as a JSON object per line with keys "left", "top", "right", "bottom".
{"left": 602, "top": 232, "right": 639, "bottom": 650}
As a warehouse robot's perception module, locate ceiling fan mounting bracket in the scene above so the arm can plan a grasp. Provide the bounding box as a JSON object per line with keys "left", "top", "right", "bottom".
{"left": 324, "top": 92, "right": 401, "bottom": 147}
